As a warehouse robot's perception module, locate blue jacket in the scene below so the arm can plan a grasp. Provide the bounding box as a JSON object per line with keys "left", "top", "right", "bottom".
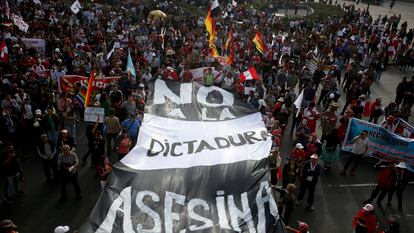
{"left": 121, "top": 119, "right": 141, "bottom": 139}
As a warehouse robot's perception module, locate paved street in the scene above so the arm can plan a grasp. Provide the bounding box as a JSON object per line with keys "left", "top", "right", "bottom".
{"left": 1, "top": 2, "right": 414, "bottom": 232}
{"left": 337, "top": 0, "right": 414, "bottom": 27}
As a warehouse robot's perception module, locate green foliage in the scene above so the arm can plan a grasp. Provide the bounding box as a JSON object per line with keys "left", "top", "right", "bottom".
{"left": 175, "top": 0, "right": 206, "bottom": 17}
{"left": 309, "top": 2, "right": 345, "bottom": 19}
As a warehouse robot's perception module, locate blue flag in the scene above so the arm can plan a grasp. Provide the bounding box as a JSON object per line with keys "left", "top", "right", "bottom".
{"left": 127, "top": 50, "right": 136, "bottom": 80}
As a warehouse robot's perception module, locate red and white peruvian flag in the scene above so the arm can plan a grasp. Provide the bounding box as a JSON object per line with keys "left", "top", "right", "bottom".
{"left": 239, "top": 66, "right": 259, "bottom": 82}
{"left": 1, "top": 40, "right": 8, "bottom": 62}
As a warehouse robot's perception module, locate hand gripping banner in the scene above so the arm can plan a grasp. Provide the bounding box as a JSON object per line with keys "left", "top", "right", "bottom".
{"left": 79, "top": 80, "right": 285, "bottom": 233}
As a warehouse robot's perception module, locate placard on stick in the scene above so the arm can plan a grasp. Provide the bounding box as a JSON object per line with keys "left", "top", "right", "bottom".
{"left": 84, "top": 107, "right": 104, "bottom": 123}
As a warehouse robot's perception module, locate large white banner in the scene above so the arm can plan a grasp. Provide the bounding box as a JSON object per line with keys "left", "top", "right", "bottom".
{"left": 122, "top": 113, "right": 271, "bottom": 170}
{"left": 80, "top": 80, "right": 285, "bottom": 233}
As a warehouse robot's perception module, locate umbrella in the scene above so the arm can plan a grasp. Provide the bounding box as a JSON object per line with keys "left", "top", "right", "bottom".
{"left": 149, "top": 10, "right": 167, "bottom": 18}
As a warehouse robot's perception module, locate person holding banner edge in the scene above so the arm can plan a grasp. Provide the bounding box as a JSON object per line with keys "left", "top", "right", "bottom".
{"left": 340, "top": 130, "right": 370, "bottom": 176}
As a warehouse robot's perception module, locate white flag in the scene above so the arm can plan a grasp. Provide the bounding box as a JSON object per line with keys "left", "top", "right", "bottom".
{"left": 232, "top": 0, "right": 238, "bottom": 7}
{"left": 32, "top": 0, "right": 41, "bottom": 5}
{"left": 11, "top": 14, "right": 29, "bottom": 33}
{"left": 70, "top": 0, "right": 82, "bottom": 14}
{"left": 293, "top": 90, "right": 304, "bottom": 116}
{"left": 223, "top": 11, "right": 228, "bottom": 19}
{"left": 106, "top": 43, "right": 116, "bottom": 60}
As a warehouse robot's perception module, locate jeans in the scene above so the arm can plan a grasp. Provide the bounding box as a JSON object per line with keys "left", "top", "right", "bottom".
{"left": 318, "top": 89, "right": 330, "bottom": 105}
{"left": 368, "top": 115, "right": 380, "bottom": 124}
{"left": 388, "top": 186, "right": 404, "bottom": 210}
{"left": 4, "top": 173, "right": 21, "bottom": 200}
{"left": 297, "top": 180, "right": 316, "bottom": 206}
{"left": 365, "top": 185, "right": 389, "bottom": 204}
{"left": 64, "top": 123, "right": 76, "bottom": 140}
{"left": 60, "top": 173, "right": 81, "bottom": 199}
{"left": 47, "top": 130, "right": 58, "bottom": 145}
{"left": 106, "top": 133, "right": 118, "bottom": 156}
{"left": 343, "top": 153, "right": 363, "bottom": 173}
{"left": 41, "top": 157, "right": 58, "bottom": 180}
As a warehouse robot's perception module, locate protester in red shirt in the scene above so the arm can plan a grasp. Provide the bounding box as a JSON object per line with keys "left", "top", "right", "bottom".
{"left": 363, "top": 161, "right": 396, "bottom": 206}
{"left": 352, "top": 204, "right": 378, "bottom": 233}
{"left": 290, "top": 143, "right": 306, "bottom": 169}
{"left": 287, "top": 221, "right": 310, "bottom": 233}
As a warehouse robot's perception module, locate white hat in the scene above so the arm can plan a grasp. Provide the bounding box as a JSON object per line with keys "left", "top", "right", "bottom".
{"left": 55, "top": 48, "right": 60, "bottom": 53}
{"left": 35, "top": 109, "right": 42, "bottom": 115}
{"left": 54, "top": 226, "right": 70, "bottom": 233}
{"left": 295, "top": 143, "right": 304, "bottom": 149}
{"left": 310, "top": 154, "right": 318, "bottom": 159}
{"left": 395, "top": 162, "right": 407, "bottom": 169}
{"left": 362, "top": 204, "right": 374, "bottom": 212}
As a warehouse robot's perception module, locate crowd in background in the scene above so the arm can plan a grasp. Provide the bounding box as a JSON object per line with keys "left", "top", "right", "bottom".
{"left": 1, "top": 0, "right": 414, "bottom": 232}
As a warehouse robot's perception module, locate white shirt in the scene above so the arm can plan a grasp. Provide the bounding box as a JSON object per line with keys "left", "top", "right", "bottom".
{"left": 352, "top": 136, "right": 370, "bottom": 155}
{"left": 141, "top": 72, "right": 153, "bottom": 82}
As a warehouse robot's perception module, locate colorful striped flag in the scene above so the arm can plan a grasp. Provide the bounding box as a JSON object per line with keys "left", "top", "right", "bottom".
{"left": 252, "top": 31, "right": 265, "bottom": 54}
{"left": 84, "top": 70, "right": 95, "bottom": 107}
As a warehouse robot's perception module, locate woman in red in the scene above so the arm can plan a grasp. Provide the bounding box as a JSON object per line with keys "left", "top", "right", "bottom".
{"left": 352, "top": 204, "right": 378, "bottom": 233}
{"left": 336, "top": 118, "right": 348, "bottom": 144}
{"left": 305, "top": 133, "right": 321, "bottom": 158}
{"left": 115, "top": 129, "right": 132, "bottom": 160}
{"left": 303, "top": 102, "right": 319, "bottom": 133}
{"left": 271, "top": 121, "right": 283, "bottom": 148}
{"left": 290, "top": 143, "right": 306, "bottom": 169}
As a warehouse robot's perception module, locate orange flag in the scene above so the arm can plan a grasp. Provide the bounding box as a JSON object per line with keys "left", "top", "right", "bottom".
{"left": 252, "top": 31, "right": 265, "bottom": 54}
{"left": 84, "top": 70, "right": 95, "bottom": 107}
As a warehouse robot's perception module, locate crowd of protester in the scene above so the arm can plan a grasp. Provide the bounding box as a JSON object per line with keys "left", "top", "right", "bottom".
{"left": 1, "top": 0, "right": 414, "bottom": 232}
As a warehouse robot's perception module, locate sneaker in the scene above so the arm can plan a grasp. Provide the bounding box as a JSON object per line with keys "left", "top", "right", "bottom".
{"left": 306, "top": 206, "right": 315, "bottom": 211}
{"left": 296, "top": 200, "right": 303, "bottom": 206}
